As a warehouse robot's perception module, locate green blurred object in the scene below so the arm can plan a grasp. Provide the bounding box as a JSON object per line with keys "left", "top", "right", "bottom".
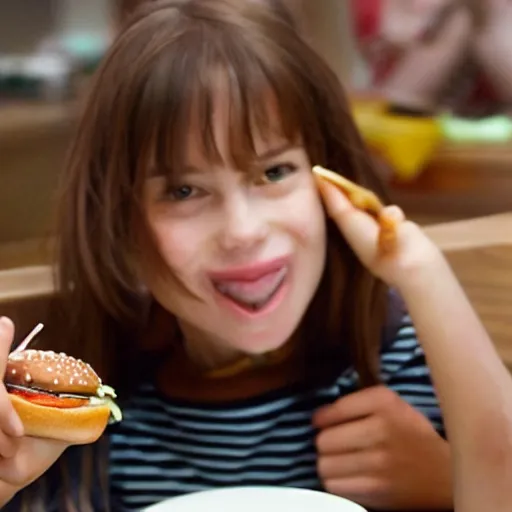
{"left": 61, "top": 33, "right": 108, "bottom": 74}
{"left": 61, "top": 33, "right": 106, "bottom": 60}
{"left": 440, "top": 114, "right": 512, "bottom": 143}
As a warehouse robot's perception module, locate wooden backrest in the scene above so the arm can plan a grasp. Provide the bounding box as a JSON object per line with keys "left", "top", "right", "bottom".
{"left": 424, "top": 213, "right": 512, "bottom": 368}
{"left": 0, "top": 265, "right": 55, "bottom": 344}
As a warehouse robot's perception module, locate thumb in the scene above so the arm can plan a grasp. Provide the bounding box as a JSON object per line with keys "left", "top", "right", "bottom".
{"left": 316, "top": 179, "right": 380, "bottom": 265}
{"left": 0, "top": 317, "right": 15, "bottom": 379}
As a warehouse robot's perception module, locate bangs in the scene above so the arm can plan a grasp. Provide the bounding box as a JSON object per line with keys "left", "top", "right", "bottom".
{"left": 129, "top": 16, "right": 322, "bottom": 187}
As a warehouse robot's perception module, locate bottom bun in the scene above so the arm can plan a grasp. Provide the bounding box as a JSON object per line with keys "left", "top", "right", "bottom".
{"left": 9, "top": 393, "right": 110, "bottom": 445}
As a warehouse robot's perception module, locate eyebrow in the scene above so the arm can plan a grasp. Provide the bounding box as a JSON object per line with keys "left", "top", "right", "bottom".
{"left": 254, "top": 142, "right": 299, "bottom": 162}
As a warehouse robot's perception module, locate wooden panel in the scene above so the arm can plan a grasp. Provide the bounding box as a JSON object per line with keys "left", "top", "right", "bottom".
{"left": 0, "top": 266, "right": 57, "bottom": 348}
{"left": 0, "top": 102, "right": 75, "bottom": 244}
{"left": 445, "top": 246, "right": 512, "bottom": 366}
{"left": 425, "top": 214, "right": 512, "bottom": 369}
{"left": 390, "top": 142, "right": 512, "bottom": 221}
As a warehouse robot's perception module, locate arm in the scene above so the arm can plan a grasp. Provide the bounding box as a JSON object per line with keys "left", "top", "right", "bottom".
{"left": 385, "top": 318, "right": 445, "bottom": 436}
{"left": 316, "top": 176, "right": 512, "bottom": 512}
{"left": 399, "top": 258, "right": 512, "bottom": 512}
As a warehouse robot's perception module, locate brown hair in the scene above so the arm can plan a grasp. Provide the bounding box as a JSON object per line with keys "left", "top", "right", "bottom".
{"left": 20, "top": 1, "right": 392, "bottom": 509}
{"left": 49, "top": 0, "right": 388, "bottom": 390}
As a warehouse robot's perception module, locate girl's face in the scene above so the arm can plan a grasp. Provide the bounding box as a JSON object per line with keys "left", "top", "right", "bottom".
{"left": 143, "top": 97, "right": 327, "bottom": 366}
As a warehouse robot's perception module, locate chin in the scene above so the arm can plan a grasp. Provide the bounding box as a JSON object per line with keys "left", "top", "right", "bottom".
{"left": 232, "top": 320, "right": 299, "bottom": 356}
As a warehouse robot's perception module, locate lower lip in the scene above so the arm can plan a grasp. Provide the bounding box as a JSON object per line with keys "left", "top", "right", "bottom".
{"left": 213, "top": 270, "right": 290, "bottom": 320}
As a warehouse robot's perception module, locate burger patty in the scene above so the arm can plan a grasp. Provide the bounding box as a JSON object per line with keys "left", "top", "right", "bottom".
{"left": 6, "top": 384, "right": 89, "bottom": 409}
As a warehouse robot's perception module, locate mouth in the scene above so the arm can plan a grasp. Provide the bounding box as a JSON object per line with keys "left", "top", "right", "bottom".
{"left": 213, "top": 265, "right": 288, "bottom": 312}
{"left": 211, "top": 258, "right": 290, "bottom": 315}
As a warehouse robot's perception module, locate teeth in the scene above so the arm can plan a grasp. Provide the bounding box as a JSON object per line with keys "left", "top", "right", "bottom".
{"left": 215, "top": 267, "right": 287, "bottom": 310}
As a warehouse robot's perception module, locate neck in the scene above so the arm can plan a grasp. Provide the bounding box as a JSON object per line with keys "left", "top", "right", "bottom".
{"left": 178, "top": 321, "right": 249, "bottom": 371}
{"left": 177, "top": 321, "right": 299, "bottom": 377}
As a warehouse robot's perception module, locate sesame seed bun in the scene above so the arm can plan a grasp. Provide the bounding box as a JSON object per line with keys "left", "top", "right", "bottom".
{"left": 6, "top": 350, "right": 100, "bottom": 394}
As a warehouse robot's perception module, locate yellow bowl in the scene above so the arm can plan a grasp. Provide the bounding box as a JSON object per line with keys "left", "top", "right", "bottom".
{"left": 351, "top": 100, "right": 442, "bottom": 181}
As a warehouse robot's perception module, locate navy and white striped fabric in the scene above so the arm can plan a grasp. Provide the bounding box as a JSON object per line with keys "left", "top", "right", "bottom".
{"left": 109, "top": 316, "right": 443, "bottom": 511}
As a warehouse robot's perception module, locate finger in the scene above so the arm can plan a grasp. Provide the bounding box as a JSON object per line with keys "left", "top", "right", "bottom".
{"left": 0, "top": 317, "right": 15, "bottom": 377}
{"left": 314, "top": 386, "right": 388, "bottom": 428}
{"left": 316, "top": 180, "right": 380, "bottom": 264}
{"left": 378, "top": 205, "right": 405, "bottom": 254}
{"left": 0, "top": 434, "right": 20, "bottom": 461}
{"left": 318, "top": 450, "right": 384, "bottom": 480}
{"left": 316, "top": 415, "right": 385, "bottom": 455}
{"left": 0, "top": 319, "right": 24, "bottom": 438}
{"left": 0, "top": 393, "right": 24, "bottom": 438}
{"left": 0, "top": 430, "right": 20, "bottom": 459}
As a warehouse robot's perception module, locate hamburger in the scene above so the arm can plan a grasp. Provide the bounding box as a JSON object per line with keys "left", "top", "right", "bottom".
{"left": 4, "top": 349, "right": 122, "bottom": 444}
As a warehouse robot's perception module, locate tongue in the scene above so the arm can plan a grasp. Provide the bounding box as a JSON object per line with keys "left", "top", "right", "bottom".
{"left": 216, "top": 268, "right": 285, "bottom": 304}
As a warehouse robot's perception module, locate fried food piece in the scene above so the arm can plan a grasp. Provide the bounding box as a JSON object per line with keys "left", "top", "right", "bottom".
{"left": 312, "top": 165, "right": 384, "bottom": 215}
{"left": 313, "top": 165, "right": 400, "bottom": 253}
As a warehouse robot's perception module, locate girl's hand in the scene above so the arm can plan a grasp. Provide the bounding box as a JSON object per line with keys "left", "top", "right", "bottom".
{"left": 0, "top": 318, "right": 69, "bottom": 504}
{"left": 314, "top": 386, "right": 452, "bottom": 510}
{"left": 316, "top": 178, "right": 444, "bottom": 290}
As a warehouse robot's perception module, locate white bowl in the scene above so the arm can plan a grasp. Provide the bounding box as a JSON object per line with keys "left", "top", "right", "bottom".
{"left": 143, "top": 486, "right": 367, "bottom": 512}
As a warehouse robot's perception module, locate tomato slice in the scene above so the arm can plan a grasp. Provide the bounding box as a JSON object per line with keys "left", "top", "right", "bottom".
{"left": 9, "top": 388, "right": 87, "bottom": 409}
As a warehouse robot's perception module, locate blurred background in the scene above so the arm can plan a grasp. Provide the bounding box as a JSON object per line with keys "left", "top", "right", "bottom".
{"left": 1, "top": 0, "right": 115, "bottom": 272}
{"left": 1, "top": 0, "right": 512, "bottom": 274}
{"left": 0, "top": 1, "right": 511, "bottom": 350}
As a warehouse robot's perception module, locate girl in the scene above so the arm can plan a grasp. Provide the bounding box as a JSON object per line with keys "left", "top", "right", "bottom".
{"left": 0, "top": 0, "right": 509, "bottom": 510}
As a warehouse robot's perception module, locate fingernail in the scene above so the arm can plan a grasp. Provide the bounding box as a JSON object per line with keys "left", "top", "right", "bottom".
{"left": 387, "top": 206, "right": 405, "bottom": 221}
{"left": 0, "top": 317, "right": 13, "bottom": 329}
{"left": 7, "top": 412, "right": 24, "bottom": 438}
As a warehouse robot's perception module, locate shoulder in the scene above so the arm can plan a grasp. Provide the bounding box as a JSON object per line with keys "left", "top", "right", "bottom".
{"left": 380, "top": 313, "right": 424, "bottom": 379}
{"left": 380, "top": 313, "right": 445, "bottom": 435}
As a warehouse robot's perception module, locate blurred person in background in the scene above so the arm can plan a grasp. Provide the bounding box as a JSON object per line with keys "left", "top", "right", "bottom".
{"left": 352, "top": 0, "right": 512, "bottom": 118}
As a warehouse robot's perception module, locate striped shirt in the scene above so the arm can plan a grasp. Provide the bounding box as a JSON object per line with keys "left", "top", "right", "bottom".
{"left": 108, "top": 316, "right": 443, "bottom": 511}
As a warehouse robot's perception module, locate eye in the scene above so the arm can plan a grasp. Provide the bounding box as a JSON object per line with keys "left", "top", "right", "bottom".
{"left": 165, "top": 185, "right": 198, "bottom": 201}
{"left": 262, "top": 163, "right": 297, "bottom": 183}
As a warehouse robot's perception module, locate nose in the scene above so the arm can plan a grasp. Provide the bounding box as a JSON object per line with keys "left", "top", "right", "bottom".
{"left": 219, "top": 192, "right": 268, "bottom": 253}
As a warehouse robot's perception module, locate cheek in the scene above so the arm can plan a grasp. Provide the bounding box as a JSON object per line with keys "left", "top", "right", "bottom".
{"left": 146, "top": 213, "right": 203, "bottom": 277}
{"left": 296, "top": 175, "right": 327, "bottom": 236}
{"left": 280, "top": 185, "right": 327, "bottom": 248}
